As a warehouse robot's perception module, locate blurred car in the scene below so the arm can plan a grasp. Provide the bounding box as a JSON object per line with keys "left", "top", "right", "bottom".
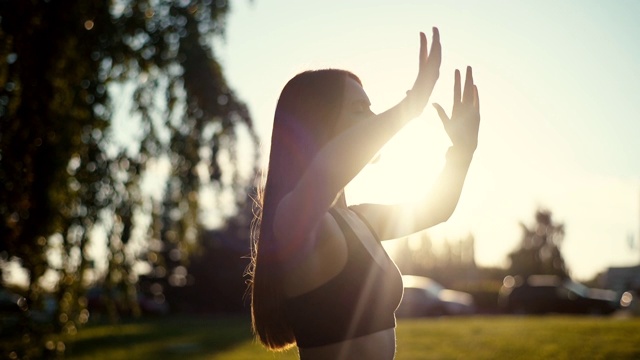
{"left": 0, "top": 288, "right": 27, "bottom": 314}
{"left": 396, "top": 275, "right": 475, "bottom": 317}
{"left": 0, "top": 288, "right": 28, "bottom": 335}
{"left": 498, "top": 275, "right": 632, "bottom": 315}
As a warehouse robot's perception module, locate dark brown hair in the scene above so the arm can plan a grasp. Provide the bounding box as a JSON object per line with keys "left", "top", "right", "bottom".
{"left": 248, "top": 69, "right": 361, "bottom": 350}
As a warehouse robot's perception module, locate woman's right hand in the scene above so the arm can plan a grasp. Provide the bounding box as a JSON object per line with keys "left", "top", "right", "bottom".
{"left": 433, "top": 66, "right": 480, "bottom": 153}
{"left": 407, "top": 27, "right": 442, "bottom": 116}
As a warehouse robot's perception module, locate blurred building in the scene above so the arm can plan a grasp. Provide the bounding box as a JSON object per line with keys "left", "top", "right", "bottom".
{"left": 604, "top": 265, "right": 640, "bottom": 295}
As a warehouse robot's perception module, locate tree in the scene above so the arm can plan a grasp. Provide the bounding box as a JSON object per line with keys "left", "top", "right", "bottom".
{"left": 507, "top": 209, "right": 569, "bottom": 278}
{"left": 0, "top": 0, "right": 257, "bottom": 357}
{"left": 138, "top": 186, "right": 257, "bottom": 314}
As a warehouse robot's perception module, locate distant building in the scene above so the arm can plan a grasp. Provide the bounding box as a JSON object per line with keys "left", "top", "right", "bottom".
{"left": 604, "top": 265, "right": 640, "bottom": 294}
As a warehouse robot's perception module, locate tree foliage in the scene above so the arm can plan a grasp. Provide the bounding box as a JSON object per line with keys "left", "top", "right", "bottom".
{"left": 0, "top": 0, "right": 256, "bottom": 357}
{"left": 508, "top": 209, "right": 569, "bottom": 278}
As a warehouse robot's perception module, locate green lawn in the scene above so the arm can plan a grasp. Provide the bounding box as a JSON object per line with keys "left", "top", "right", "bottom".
{"left": 62, "top": 315, "right": 640, "bottom": 360}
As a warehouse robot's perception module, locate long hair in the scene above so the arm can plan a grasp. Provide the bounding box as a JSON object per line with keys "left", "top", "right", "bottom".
{"left": 248, "top": 69, "right": 361, "bottom": 350}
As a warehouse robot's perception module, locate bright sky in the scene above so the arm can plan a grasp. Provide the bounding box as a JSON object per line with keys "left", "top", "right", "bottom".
{"left": 218, "top": 0, "right": 640, "bottom": 281}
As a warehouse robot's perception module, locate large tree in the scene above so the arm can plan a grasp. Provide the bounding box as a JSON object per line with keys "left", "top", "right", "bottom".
{"left": 0, "top": 0, "right": 256, "bottom": 357}
{"left": 508, "top": 209, "right": 569, "bottom": 278}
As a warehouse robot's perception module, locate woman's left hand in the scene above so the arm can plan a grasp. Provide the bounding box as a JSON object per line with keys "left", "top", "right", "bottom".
{"left": 403, "top": 28, "right": 442, "bottom": 117}
{"left": 433, "top": 66, "right": 480, "bottom": 153}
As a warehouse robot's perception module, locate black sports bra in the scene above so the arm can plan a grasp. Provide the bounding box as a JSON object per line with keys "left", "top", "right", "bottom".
{"left": 284, "top": 207, "right": 404, "bottom": 348}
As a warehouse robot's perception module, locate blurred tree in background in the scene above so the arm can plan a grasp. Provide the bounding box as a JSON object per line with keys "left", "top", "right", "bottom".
{"left": 508, "top": 209, "right": 569, "bottom": 278}
{"left": 0, "top": 0, "right": 257, "bottom": 358}
{"left": 394, "top": 232, "right": 477, "bottom": 285}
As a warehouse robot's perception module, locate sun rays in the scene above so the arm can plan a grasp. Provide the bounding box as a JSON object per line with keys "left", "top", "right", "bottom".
{"left": 346, "top": 118, "right": 448, "bottom": 206}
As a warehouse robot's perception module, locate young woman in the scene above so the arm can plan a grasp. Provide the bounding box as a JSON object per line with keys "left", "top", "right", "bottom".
{"left": 248, "top": 28, "right": 480, "bottom": 359}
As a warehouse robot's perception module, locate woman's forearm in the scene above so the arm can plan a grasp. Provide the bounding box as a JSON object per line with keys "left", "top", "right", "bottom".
{"left": 316, "top": 98, "right": 423, "bottom": 201}
{"left": 417, "top": 146, "right": 474, "bottom": 225}
{"left": 347, "top": 146, "right": 474, "bottom": 241}
{"left": 273, "top": 98, "right": 422, "bottom": 243}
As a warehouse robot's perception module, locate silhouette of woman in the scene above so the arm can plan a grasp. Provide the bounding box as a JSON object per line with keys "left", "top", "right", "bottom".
{"left": 248, "top": 27, "right": 480, "bottom": 359}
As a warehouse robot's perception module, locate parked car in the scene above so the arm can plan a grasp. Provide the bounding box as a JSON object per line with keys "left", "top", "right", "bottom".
{"left": 396, "top": 275, "right": 475, "bottom": 317}
{"left": 498, "top": 275, "right": 632, "bottom": 315}
{"left": 0, "top": 288, "right": 27, "bottom": 335}
{"left": 0, "top": 288, "right": 27, "bottom": 313}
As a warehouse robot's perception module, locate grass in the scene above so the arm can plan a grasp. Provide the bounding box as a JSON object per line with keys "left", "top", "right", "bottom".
{"left": 396, "top": 316, "right": 640, "bottom": 359}
{"left": 61, "top": 314, "right": 640, "bottom": 359}
{"left": 63, "top": 315, "right": 275, "bottom": 360}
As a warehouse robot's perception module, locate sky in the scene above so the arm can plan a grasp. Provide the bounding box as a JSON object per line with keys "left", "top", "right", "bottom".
{"left": 217, "top": 0, "right": 640, "bottom": 281}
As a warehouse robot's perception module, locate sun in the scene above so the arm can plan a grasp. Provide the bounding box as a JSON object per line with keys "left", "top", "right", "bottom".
{"left": 346, "top": 116, "right": 450, "bottom": 206}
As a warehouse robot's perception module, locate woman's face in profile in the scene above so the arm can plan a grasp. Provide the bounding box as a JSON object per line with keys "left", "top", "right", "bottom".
{"left": 333, "top": 77, "right": 374, "bottom": 135}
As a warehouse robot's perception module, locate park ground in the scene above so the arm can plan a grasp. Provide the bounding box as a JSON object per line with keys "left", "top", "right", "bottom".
{"left": 60, "top": 314, "right": 640, "bottom": 360}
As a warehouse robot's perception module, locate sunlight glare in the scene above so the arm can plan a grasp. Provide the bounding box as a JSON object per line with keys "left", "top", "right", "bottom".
{"left": 347, "top": 117, "right": 449, "bottom": 206}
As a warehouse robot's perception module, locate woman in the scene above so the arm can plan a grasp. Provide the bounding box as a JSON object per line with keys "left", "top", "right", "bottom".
{"left": 248, "top": 27, "right": 480, "bottom": 359}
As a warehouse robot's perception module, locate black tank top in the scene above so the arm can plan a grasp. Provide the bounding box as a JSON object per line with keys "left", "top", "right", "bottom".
{"left": 284, "top": 207, "right": 404, "bottom": 348}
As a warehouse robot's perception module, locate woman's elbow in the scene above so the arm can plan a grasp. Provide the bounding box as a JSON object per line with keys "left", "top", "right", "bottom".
{"left": 416, "top": 198, "right": 459, "bottom": 229}
{"left": 419, "top": 211, "right": 451, "bottom": 229}
{"left": 433, "top": 205, "right": 456, "bottom": 225}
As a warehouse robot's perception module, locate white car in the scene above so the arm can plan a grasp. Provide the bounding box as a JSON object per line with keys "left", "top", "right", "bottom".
{"left": 396, "top": 275, "right": 475, "bottom": 317}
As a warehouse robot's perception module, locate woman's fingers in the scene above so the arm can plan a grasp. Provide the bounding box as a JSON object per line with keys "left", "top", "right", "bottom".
{"left": 462, "top": 66, "right": 473, "bottom": 104}
{"left": 419, "top": 32, "right": 427, "bottom": 68}
{"left": 419, "top": 28, "right": 441, "bottom": 74}
{"left": 435, "top": 68, "right": 480, "bottom": 150}
{"left": 432, "top": 103, "right": 450, "bottom": 124}
{"left": 453, "top": 69, "right": 461, "bottom": 106}
{"left": 410, "top": 28, "right": 441, "bottom": 109}
{"left": 462, "top": 66, "right": 474, "bottom": 104}
{"left": 428, "top": 27, "right": 441, "bottom": 70}
{"left": 451, "top": 68, "right": 479, "bottom": 111}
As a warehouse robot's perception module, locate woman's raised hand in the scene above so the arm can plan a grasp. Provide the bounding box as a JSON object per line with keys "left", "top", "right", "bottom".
{"left": 408, "top": 27, "right": 442, "bottom": 115}
{"left": 433, "top": 66, "right": 480, "bottom": 153}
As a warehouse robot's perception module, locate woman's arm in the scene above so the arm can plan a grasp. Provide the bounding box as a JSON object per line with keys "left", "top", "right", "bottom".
{"left": 352, "top": 66, "right": 481, "bottom": 240}
{"left": 273, "top": 29, "right": 442, "bottom": 245}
